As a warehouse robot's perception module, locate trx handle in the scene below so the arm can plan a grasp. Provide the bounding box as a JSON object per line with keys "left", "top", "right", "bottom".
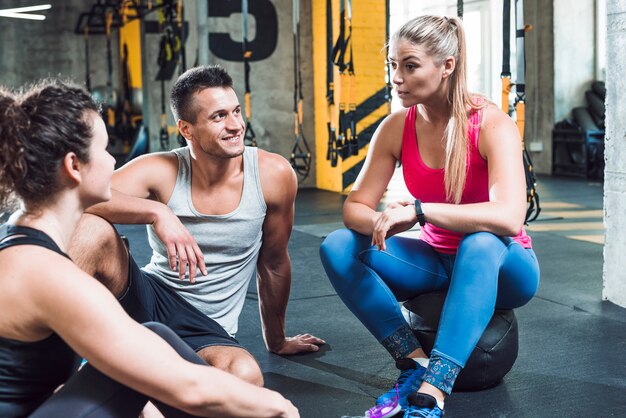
{"left": 290, "top": 0, "right": 312, "bottom": 180}
{"left": 242, "top": 0, "right": 257, "bottom": 147}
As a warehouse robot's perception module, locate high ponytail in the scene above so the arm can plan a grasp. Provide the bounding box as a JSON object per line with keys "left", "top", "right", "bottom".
{"left": 392, "top": 15, "right": 486, "bottom": 203}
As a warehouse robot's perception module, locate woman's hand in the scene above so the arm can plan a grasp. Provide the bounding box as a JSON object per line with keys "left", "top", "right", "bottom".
{"left": 371, "top": 200, "right": 418, "bottom": 250}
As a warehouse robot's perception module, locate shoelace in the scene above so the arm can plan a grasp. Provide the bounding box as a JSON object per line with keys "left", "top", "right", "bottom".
{"left": 405, "top": 403, "right": 441, "bottom": 418}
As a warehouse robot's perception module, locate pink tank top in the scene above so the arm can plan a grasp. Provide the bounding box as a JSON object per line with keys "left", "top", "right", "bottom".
{"left": 401, "top": 105, "right": 532, "bottom": 253}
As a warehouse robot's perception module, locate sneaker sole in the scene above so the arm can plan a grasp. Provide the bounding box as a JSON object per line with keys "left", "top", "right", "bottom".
{"left": 377, "top": 403, "right": 401, "bottom": 418}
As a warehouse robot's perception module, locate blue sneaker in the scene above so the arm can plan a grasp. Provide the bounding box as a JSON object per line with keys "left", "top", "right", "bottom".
{"left": 376, "top": 364, "right": 426, "bottom": 410}
{"left": 366, "top": 400, "right": 401, "bottom": 418}
{"left": 403, "top": 393, "right": 444, "bottom": 417}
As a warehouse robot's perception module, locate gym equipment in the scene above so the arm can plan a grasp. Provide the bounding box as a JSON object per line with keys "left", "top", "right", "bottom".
{"left": 403, "top": 291, "right": 519, "bottom": 391}
{"left": 313, "top": 0, "right": 389, "bottom": 192}
{"left": 155, "top": 0, "right": 186, "bottom": 151}
{"left": 573, "top": 107, "right": 601, "bottom": 133}
{"left": 325, "top": 0, "right": 338, "bottom": 167}
{"left": 332, "top": 0, "right": 358, "bottom": 159}
{"left": 242, "top": 0, "right": 257, "bottom": 147}
{"left": 585, "top": 89, "right": 605, "bottom": 130}
{"left": 502, "top": 0, "right": 541, "bottom": 224}
{"left": 125, "top": 124, "right": 149, "bottom": 164}
{"left": 104, "top": 10, "right": 118, "bottom": 142}
{"left": 591, "top": 80, "right": 606, "bottom": 100}
{"left": 553, "top": 85, "right": 605, "bottom": 180}
{"left": 76, "top": 1, "right": 158, "bottom": 160}
{"left": 289, "top": 0, "right": 312, "bottom": 180}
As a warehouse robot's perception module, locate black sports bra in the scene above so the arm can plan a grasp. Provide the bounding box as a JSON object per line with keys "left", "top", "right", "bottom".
{"left": 0, "top": 224, "right": 80, "bottom": 418}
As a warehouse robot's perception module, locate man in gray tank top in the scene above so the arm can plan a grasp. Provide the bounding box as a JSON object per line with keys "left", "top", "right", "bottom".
{"left": 68, "top": 66, "right": 325, "bottom": 395}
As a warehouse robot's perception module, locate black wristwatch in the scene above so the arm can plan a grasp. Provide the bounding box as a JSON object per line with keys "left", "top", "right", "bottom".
{"left": 414, "top": 199, "right": 426, "bottom": 227}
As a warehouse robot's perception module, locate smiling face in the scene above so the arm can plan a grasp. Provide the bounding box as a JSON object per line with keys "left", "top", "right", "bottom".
{"left": 388, "top": 38, "right": 454, "bottom": 108}
{"left": 178, "top": 87, "right": 246, "bottom": 160}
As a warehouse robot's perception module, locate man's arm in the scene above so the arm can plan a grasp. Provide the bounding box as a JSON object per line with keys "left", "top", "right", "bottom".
{"left": 257, "top": 151, "right": 325, "bottom": 354}
{"left": 87, "top": 152, "right": 206, "bottom": 281}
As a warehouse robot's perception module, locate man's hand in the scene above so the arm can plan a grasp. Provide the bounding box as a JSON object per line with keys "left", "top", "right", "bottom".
{"left": 271, "top": 334, "right": 326, "bottom": 355}
{"left": 153, "top": 206, "right": 207, "bottom": 282}
{"left": 371, "top": 200, "right": 418, "bottom": 251}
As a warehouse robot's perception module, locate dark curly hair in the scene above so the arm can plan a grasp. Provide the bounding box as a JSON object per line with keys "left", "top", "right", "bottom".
{"left": 170, "top": 65, "right": 233, "bottom": 123}
{"left": 0, "top": 80, "right": 99, "bottom": 209}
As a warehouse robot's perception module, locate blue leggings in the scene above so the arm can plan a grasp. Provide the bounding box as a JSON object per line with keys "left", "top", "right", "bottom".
{"left": 319, "top": 229, "right": 540, "bottom": 394}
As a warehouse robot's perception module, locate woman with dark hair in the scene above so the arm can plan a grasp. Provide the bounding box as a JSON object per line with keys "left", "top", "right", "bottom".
{"left": 0, "top": 80, "right": 298, "bottom": 418}
{"left": 320, "top": 15, "right": 539, "bottom": 418}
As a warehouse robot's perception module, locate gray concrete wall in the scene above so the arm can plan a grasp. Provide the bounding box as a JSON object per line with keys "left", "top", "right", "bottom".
{"left": 523, "top": 0, "right": 554, "bottom": 174}
{"left": 0, "top": 0, "right": 112, "bottom": 91}
{"left": 204, "top": 0, "right": 316, "bottom": 187}
{"left": 553, "top": 0, "right": 596, "bottom": 123}
{"left": 603, "top": 0, "right": 626, "bottom": 308}
{"left": 0, "top": 0, "right": 316, "bottom": 187}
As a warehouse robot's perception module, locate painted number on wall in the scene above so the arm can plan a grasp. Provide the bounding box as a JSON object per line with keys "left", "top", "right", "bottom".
{"left": 208, "top": 0, "right": 278, "bottom": 62}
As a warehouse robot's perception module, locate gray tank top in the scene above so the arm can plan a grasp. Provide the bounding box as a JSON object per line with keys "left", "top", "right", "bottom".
{"left": 143, "top": 146, "right": 266, "bottom": 336}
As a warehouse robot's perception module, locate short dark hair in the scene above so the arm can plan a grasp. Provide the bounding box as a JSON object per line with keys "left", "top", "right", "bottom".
{"left": 0, "top": 80, "right": 99, "bottom": 208}
{"left": 170, "top": 65, "right": 233, "bottom": 123}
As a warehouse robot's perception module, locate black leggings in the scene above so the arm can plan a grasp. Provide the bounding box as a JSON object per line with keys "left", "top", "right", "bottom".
{"left": 30, "top": 322, "right": 205, "bottom": 418}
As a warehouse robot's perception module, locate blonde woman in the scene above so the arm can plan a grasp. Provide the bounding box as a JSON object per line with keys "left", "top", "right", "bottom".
{"left": 320, "top": 16, "right": 539, "bottom": 418}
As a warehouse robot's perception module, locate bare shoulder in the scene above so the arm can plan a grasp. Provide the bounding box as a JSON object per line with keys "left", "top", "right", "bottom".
{"left": 377, "top": 107, "right": 408, "bottom": 138}
{"left": 257, "top": 149, "right": 297, "bottom": 207}
{"left": 113, "top": 150, "right": 180, "bottom": 199}
{"left": 370, "top": 108, "right": 408, "bottom": 159}
{"left": 118, "top": 150, "right": 179, "bottom": 175}
{"left": 478, "top": 103, "right": 522, "bottom": 157}
{"left": 481, "top": 102, "right": 518, "bottom": 132}
{"left": 257, "top": 149, "right": 296, "bottom": 185}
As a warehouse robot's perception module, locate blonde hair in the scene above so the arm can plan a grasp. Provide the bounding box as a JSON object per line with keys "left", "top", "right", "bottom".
{"left": 392, "top": 15, "right": 485, "bottom": 203}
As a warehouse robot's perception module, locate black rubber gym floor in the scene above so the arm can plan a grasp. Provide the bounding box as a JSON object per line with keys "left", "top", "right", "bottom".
{"left": 116, "top": 174, "right": 625, "bottom": 417}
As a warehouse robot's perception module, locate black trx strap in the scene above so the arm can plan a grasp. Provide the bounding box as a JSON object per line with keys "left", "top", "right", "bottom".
{"left": 104, "top": 10, "right": 117, "bottom": 144}
{"left": 177, "top": 0, "right": 186, "bottom": 72}
{"left": 325, "top": 0, "right": 338, "bottom": 167}
{"left": 176, "top": 0, "right": 186, "bottom": 147}
{"left": 346, "top": 14, "right": 358, "bottom": 158}
{"left": 242, "top": 0, "right": 257, "bottom": 147}
{"left": 84, "top": 26, "right": 91, "bottom": 92}
{"left": 384, "top": 0, "right": 392, "bottom": 103}
{"left": 289, "top": 0, "right": 312, "bottom": 180}
{"left": 117, "top": 43, "right": 135, "bottom": 153}
{"left": 159, "top": 78, "right": 169, "bottom": 151}
{"left": 457, "top": 0, "right": 463, "bottom": 19}
{"left": 332, "top": 0, "right": 357, "bottom": 160}
{"left": 156, "top": 0, "right": 182, "bottom": 150}
{"left": 501, "top": 0, "right": 512, "bottom": 113}
{"left": 502, "top": 0, "right": 540, "bottom": 223}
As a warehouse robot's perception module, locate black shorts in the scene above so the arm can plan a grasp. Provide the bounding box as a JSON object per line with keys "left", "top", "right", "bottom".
{"left": 118, "top": 256, "right": 244, "bottom": 352}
